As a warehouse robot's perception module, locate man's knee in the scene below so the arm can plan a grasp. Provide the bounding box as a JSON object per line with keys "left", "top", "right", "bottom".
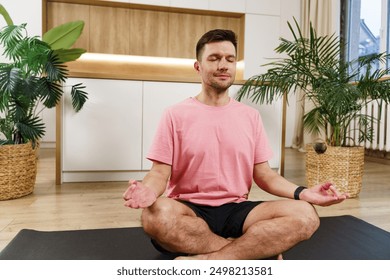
{"left": 295, "top": 201, "right": 320, "bottom": 239}
{"left": 141, "top": 197, "right": 176, "bottom": 236}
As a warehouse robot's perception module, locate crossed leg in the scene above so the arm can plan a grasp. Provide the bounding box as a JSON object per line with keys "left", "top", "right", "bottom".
{"left": 142, "top": 197, "right": 231, "bottom": 255}
{"left": 141, "top": 197, "right": 320, "bottom": 259}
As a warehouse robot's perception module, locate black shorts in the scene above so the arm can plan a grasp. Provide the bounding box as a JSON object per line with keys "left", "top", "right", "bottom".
{"left": 151, "top": 200, "right": 263, "bottom": 255}
{"left": 180, "top": 200, "right": 263, "bottom": 238}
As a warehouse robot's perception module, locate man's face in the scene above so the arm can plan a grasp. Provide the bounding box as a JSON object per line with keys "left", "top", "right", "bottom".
{"left": 195, "top": 41, "right": 237, "bottom": 92}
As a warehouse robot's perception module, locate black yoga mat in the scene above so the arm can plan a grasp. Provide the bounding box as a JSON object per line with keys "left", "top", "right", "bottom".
{"left": 1, "top": 215, "right": 389, "bottom": 260}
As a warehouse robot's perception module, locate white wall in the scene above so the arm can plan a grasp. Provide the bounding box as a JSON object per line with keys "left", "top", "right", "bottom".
{"left": 0, "top": 0, "right": 41, "bottom": 34}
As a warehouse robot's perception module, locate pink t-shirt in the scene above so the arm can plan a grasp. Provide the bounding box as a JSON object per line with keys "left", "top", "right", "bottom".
{"left": 147, "top": 97, "right": 273, "bottom": 206}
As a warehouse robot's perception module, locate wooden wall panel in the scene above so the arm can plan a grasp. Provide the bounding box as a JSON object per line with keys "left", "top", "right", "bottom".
{"left": 90, "top": 6, "right": 130, "bottom": 54}
{"left": 168, "top": 13, "right": 205, "bottom": 59}
{"left": 203, "top": 16, "right": 242, "bottom": 59}
{"left": 128, "top": 10, "right": 169, "bottom": 57}
{"left": 46, "top": 1, "right": 244, "bottom": 59}
{"left": 47, "top": 2, "right": 90, "bottom": 50}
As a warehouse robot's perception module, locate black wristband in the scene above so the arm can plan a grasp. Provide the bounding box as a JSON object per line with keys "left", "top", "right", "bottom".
{"left": 294, "top": 186, "right": 307, "bottom": 200}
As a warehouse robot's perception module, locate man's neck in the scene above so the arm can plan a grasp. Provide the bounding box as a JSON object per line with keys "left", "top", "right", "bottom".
{"left": 195, "top": 90, "right": 230, "bottom": 107}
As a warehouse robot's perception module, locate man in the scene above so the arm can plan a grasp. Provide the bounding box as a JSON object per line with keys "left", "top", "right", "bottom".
{"left": 123, "top": 29, "right": 348, "bottom": 260}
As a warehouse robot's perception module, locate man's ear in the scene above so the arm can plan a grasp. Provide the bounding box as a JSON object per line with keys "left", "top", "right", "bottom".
{"left": 194, "top": 61, "right": 200, "bottom": 72}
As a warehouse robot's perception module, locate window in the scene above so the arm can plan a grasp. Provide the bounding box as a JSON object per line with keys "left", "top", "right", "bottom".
{"left": 341, "top": 0, "right": 389, "bottom": 152}
{"left": 343, "top": 0, "right": 389, "bottom": 69}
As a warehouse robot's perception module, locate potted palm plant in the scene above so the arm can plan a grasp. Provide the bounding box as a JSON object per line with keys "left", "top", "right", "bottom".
{"left": 236, "top": 19, "right": 390, "bottom": 197}
{"left": 0, "top": 4, "right": 88, "bottom": 200}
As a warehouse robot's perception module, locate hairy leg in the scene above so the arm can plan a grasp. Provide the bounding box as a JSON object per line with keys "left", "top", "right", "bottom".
{"left": 142, "top": 197, "right": 230, "bottom": 255}
{"left": 176, "top": 200, "right": 320, "bottom": 260}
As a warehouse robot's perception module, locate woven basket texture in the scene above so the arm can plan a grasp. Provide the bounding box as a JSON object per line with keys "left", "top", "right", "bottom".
{"left": 0, "top": 143, "right": 37, "bottom": 200}
{"left": 305, "top": 144, "right": 365, "bottom": 198}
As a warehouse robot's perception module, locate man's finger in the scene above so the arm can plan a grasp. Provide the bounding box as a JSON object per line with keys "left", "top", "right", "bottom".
{"left": 123, "top": 186, "right": 135, "bottom": 199}
{"left": 124, "top": 199, "right": 139, "bottom": 209}
{"left": 123, "top": 181, "right": 140, "bottom": 199}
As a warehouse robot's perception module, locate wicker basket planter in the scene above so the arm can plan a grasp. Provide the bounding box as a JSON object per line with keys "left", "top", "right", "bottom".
{"left": 0, "top": 143, "right": 37, "bottom": 200}
{"left": 305, "top": 144, "right": 365, "bottom": 198}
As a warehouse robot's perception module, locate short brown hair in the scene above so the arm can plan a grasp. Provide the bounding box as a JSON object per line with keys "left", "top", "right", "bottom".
{"left": 195, "top": 29, "right": 237, "bottom": 61}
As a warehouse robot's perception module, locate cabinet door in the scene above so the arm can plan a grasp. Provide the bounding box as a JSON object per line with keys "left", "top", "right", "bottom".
{"left": 142, "top": 81, "right": 200, "bottom": 170}
{"left": 62, "top": 78, "right": 143, "bottom": 171}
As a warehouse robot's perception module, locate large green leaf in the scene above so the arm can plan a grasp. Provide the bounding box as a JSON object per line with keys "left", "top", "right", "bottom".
{"left": 42, "top": 20, "right": 85, "bottom": 50}
{"left": 0, "top": 4, "right": 13, "bottom": 26}
{"left": 53, "top": 48, "right": 86, "bottom": 63}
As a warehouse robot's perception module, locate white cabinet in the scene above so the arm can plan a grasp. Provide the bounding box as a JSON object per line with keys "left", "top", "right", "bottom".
{"left": 42, "top": 110, "right": 56, "bottom": 147}
{"left": 60, "top": 80, "right": 282, "bottom": 182}
{"left": 60, "top": 79, "right": 200, "bottom": 182}
{"left": 62, "top": 78, "right": 143, "bottom": 180}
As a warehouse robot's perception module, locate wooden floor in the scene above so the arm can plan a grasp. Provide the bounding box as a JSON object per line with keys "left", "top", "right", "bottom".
{"left": 1, "top": 148, "right": 390, "bottom": 252}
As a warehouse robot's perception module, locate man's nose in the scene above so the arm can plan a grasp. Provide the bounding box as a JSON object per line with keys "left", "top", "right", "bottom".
{"left": 218, "top": 58, "right": 228, "bottom": 69}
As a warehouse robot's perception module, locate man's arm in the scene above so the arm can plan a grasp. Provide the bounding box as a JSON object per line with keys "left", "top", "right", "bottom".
{"left": 123, "top": 161, "right": 171, "bottom": 209}
{"left": 253, "top": 161, "right": 298, "bottom": 199}
{"left": 252, "top": 161, "right": 348, "bottom": 206}
{"left": 142, "top": 161, "right": 172, "bottom": 196}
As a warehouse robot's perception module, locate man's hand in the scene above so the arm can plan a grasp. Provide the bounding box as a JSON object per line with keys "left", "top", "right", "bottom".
{"left": 123, "top": 180, "right": 157, "bottom": 209}
{"left": 301, "top": 182, "right": 349, "bottom": 206}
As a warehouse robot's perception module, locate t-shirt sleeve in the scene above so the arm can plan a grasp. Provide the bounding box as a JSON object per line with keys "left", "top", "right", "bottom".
{"left": 254, "top": 113, "right": 274, "bottom": 164}
{"left": 146, "top": 109, "right": 174, "bottom": 165}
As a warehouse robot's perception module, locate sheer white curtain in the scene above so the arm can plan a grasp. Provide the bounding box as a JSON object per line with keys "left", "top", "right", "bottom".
{"left": 292, "top": 0, "right": 336, "bottom": 151}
